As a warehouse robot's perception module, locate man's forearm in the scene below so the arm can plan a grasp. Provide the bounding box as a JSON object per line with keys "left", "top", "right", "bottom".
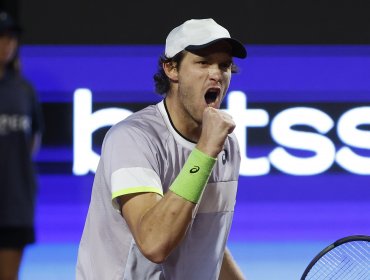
{"left": 121, "top": 191, "right": 195, "bottom": 263}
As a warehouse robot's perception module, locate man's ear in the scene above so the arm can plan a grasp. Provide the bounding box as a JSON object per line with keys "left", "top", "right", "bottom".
{"left": 163, "top": 62, "right": 179, "bottom": 82}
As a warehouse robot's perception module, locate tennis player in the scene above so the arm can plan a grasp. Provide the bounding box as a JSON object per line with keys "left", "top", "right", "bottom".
{"left": 76, "top": 18, "right": 247, "bottom": 280}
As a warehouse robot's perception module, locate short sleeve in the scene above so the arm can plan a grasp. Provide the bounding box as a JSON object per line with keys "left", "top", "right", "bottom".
{"left": 101, "top": 122, "right": 164, "bottom": 203}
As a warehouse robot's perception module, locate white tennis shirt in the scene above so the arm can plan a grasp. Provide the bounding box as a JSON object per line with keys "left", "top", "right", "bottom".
{"left": 76, "top": 100, "right": 241, "bottom": 280}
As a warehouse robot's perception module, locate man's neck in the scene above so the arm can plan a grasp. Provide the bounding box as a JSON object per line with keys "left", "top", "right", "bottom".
{"left": 0, "top": 65, "right": 5, "bottom": 79}
{"left": 164, "top": 94, "right": 202, "bottom": 143}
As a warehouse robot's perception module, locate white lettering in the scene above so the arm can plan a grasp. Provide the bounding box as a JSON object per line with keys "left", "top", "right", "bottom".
{"left": 225, "top": 91, "right": 270, "bottom": 176}
{"left": 269, "top": 107, "right": 336, "bottom": 175}
{"left": 0, "top": 114, "right": 31, "bottom": 134}
{"left": 72, "top": 89, "right": 370, "bottom": 176}
{"left": 72, "top": 89, "right": 133, "bottom": 175}
{"left": 336, "top": 107, "right": 370, "bottom": 174}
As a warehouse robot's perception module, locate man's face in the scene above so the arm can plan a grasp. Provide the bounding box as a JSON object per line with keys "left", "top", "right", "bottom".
{"left": 0, "top": 33, "right": 17, "bottom": 65}
{"left": 175, "top": 41, "right": 233, "bottom": 125}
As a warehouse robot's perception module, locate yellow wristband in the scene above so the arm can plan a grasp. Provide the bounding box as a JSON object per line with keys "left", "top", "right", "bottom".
{"left": 169, "top": 148, "right": 216, "bottom": 203}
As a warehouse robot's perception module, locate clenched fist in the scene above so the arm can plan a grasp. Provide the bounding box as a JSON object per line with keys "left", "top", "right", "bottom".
{"left": 196, "top": 107, "right": 235, "bottom": 157}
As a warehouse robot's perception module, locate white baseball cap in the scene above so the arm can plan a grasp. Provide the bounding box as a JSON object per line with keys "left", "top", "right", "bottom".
{"left": 165, "top": 18, "right": 247, "bottom": 59}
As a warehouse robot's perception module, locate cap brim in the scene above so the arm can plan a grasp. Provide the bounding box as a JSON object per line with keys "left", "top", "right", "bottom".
{"left": 185, "top": 38, "right": 247, "bottom": 58}
{"left": 0, "top": 26, "right": 22, "bottom": 35}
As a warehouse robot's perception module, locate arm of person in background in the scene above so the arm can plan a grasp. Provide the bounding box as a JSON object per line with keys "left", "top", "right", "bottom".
{"left": 31, "top": 132, "right": 42, "bottom": 156}
{"left": 219, "top": 247, "right": 246, "bottom": 280}
{"left": 118, "top": 107, "right": 236, "bottom": 264}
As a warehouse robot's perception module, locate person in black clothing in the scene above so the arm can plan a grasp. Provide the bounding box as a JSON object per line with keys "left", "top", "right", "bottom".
{"left": 0, "top": 11, "right": 43, "bottom": 280}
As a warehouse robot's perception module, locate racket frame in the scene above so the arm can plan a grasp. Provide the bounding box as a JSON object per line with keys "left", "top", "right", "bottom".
{"left": 300, "top": 235, "right": 370, "bottom": 280}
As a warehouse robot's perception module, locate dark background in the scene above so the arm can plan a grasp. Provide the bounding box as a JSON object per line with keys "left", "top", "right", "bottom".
{"left": 1, "top": 0, "right": 370, "bottom": 44}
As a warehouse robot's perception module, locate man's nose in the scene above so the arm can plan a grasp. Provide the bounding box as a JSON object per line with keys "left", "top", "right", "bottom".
{"left": 208, "top": 65, "right": 222, "bottom": 81}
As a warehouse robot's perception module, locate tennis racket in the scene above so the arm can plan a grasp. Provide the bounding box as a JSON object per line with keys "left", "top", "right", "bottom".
{"left": 301, "top": 235, "right": 370, "bottom": 280}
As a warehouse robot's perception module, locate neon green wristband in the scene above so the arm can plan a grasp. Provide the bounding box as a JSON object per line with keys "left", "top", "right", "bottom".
{"left": 169, "top": 148, "right": 216, "bottom": 203}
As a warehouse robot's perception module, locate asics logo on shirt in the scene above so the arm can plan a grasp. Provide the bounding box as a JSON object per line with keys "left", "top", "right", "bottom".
{"left": 222, "top": 149, "right": 228, "bottom": 165}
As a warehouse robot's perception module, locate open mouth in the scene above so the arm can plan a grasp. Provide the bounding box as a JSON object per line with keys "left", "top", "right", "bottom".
{"left": 205, "top": 89, "right": 220, "bottom": 105}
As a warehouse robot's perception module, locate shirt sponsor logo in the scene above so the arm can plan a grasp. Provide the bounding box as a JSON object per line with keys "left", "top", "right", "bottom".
{"left": 0, "top": 114, "right": 30, "bottom": 135}
{"left": 222, "top": 150, "right": 228, "bottom": 165}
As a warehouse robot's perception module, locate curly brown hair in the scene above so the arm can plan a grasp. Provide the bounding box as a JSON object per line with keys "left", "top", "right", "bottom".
{"left": 153, "top": 50, "right": 239, "bottom": 96}
{"left": 153, "top": 52, "right": 185, "bottom": 96}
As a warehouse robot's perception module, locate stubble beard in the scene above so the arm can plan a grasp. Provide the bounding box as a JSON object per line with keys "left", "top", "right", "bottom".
{"left": 179, "top": 85, "right": 203, "bottom": 127}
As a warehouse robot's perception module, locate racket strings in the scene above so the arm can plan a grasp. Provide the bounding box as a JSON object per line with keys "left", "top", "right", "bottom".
{"left": 306, "top": 240, "right": 369, "bottom": 280}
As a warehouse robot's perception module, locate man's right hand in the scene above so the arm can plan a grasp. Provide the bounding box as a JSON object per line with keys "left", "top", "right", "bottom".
{"left": 196, "top": 107, "right": 236, "bottom": 158}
